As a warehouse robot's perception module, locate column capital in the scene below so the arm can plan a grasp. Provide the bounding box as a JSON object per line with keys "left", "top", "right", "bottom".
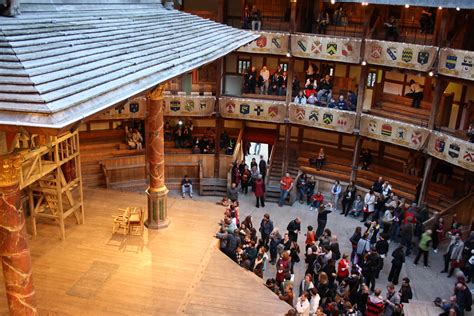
{"left": 0, "top": 154, "right": 22, "bottom": 188}
{"left": 147, "top": 84, "right": 167, "bottom": 102}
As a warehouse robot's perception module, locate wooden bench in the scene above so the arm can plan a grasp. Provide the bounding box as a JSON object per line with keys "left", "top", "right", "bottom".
{"left": 100, "top": 155, "right": 146, "bottom": 189}
{"left": 380, "top": 94, "right": 431, "bottom": 111}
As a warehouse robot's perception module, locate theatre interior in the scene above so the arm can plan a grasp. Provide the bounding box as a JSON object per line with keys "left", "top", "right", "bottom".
{"left": 0, "top": 0, "right": 473, "bottom": 315}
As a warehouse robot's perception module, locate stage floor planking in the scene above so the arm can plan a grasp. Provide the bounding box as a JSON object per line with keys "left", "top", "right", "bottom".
{"left": 0, "top": 188, "right": 289, "bottom": 315}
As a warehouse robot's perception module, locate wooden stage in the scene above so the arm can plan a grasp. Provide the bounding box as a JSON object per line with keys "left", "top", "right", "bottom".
{"left": 0, "top": 188, "right": 289, "bottom": 315}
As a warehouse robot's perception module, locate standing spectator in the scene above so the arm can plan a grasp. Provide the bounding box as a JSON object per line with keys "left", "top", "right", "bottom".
{"left": 260, "top": 66, "right": 270, "bottom": 94}
{"left": 259, "top": 213, "right": 274, "bottom": 247}
{"left": 330, "top": 180, "right": 342, "bottom": 211}
{"left": 419, "top": 8, "right": 435, "bottom": 34}
{"left": 296, "top": 173, "right": 307, "bottom": 203}
{"left": 347, "top": 90, "right": 357, "bottom": 111}
{"left": 309, "top": 288, "right": 321, "bottom": 315}
{"left": 432, "top": 217, "right": 444, "bottom": 253}
{"left": 399, "top": 277, "right": 413, "bottom": 303}
{"left": 290, "top": 241, "right": 301, "bottom": 274}
{"left": 227, "top": 182, "right": 239, "bottom": 202}
{"left": 276, "top": 252, "right": 291, "bottom": 287}
{"left": 254, "top": 174, "right": 265, "bottom": 208}
{"left": 250, "top": 5, "right": 262, "bottom": 31}
{"left": 248, "top": 66, "right": 258, "bottom": 93}
{"left": 399, "top": 217, "right": 414, "bottom": 256}
{"left": 241, "top": 165, "right": 250, "bottom": 195}
{"left": 366, "top": 288, "right": 385, "bottom": 316}
{"left": 269, "top": 227, "right": 282, "bottom": 265}
{"left": 316, "top": 204, "right": 332, "bottom": 239}
{"left": 305, "top": 225, "right": 316, "bottom": 251}
{"left": 355, "top": 233, "right": 371, "bottom": 265}
{"left": 414, "top": 229, "right": 432, "bottom": 267}
{"left": 384, "top": 283, "right": 401, "bottom": 316}
{"left": 466, "top": 122, "right": 474, "bottom": 143}
{"left": 341, "top": 181, "right": 357, "bottom": 216}
{"left": 296, "top": 292, "right": 310, "bottom": 315}
{"left": 337, "top": 254, "right": 351, "bottom": 282}
{"left": 362, "top": 190, "right": 376, "bottom": 223}
{"left": 287, "top": 217, "right": 302, "bottom": 242}
{"left": 384, "top": 16, "right": 399, "bottom": 41}
{"left": 388, "top": 245, "right": 405, "bottom": 285}
{"left": 350, "top": 226, "right": 362, "bottom": 262}
{"left": 181, "top": 175, "right": 193, "bottom": 198}
{"left": 441, "top": 233, "right": 464, "bottom": 277}
{"left": 258, "top": 155, "right": 267, "bottom": 181}
{"left": 242, "top": 5, "right": 251, "bottom": 29}
{"left": 371, "top": 177, "right": 384, "bottom": 194}
{"left": 278, "top": 172, "right": 294, "bottom": 207}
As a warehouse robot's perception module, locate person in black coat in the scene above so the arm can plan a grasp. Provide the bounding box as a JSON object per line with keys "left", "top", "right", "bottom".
{"left": 399, "top": 277, "right": 413, "bottom": 303}
{"left": 388, "top": 245, "right": 405, "bottom": 285}
{"left": 316, "top": 204, "right": 332, "bottom": 239}
{"left": 341, "top": 181, "right": 357, "bottom": 216}
{"left": 375, "top": 234, "right": 389, "bottom": 278}
{"left": 287, "top": 218, "right": 301, "bottom": 242}
{"left": 371, "top": 176, "right": 384, "bottom": 194}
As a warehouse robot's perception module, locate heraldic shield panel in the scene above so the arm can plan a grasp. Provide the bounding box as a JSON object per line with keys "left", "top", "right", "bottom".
{"left": 291, "top": 34, "right": 362, "bottom": 64}
{"left": 427, "top": 131, "right": 474, "bottom": 172}
{"left": 164, "top": 96, "right": 216, "bottom": 116}
{"left": 438, "top": 48, "right": 474, "bottom": 81}
{"left": 365, "top": 40, "right": 437, "bottom": 72}
{"left": 288, "top": 104, "right": 356, "bottom": 134}
{"left": 219, "top": 97, "right": 286, "bottom": 123}
{"left": 237, "top": 31, "right": 289, "bottom": 56}
{"left": 359, "top": 114, "right": 430, "bottom": 151}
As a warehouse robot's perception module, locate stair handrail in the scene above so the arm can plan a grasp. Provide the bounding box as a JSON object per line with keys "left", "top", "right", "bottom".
{"left": 231, "top": 128, "right": 244, "bottom": 162}
{"left": 198, "top": 160, "right": 203, "bottom": 196}
{"left": 265, "top": 144, "right": 277, "bottom": 186}
{"left": 423, "top": 192, "right": 474, "bottom": 233}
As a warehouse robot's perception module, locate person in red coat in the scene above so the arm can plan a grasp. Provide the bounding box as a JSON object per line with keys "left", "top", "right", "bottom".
{"left": 254, "top": 174, "right": 266, "bottom": 208}
{"left": 337, "top": 253, "right": 350, "bottom": 282}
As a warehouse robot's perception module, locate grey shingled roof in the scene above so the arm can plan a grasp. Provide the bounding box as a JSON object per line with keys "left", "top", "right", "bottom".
{"left": 0, "top": 3, "right": 258, "bottom": 128}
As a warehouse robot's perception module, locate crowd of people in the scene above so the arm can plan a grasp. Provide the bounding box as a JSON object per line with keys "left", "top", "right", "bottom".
{"left": 243, "top": 64, "right": 357, "bottom": 111}
{"left": 229, "top": 156, "right": 268, "bottom": 207}
{"left": 214, "top": 165, "right": 473, "bottom": 315}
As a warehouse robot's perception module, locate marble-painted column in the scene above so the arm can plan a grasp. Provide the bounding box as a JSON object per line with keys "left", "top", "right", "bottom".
{"left": 0, "top": 154, "right": 37, "bottom": 315}
{"left": 145, "top": 85, "right": 170, "bottom": 229}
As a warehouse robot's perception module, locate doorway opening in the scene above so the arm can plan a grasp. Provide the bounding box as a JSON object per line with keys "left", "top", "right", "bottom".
{"left": 245, "top": 142, "right": 270, "bottom": 167}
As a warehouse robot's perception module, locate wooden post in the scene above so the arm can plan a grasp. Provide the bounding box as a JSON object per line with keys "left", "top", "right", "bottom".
{"left": 297, "top": 127, "right": 304, "bottom": 144}
{"left": 145, "top": 85, "right": 170, "bottom": 229}
{"left": 290, "top": 0, "right": 297, "bottom": 33}
{"left": 0, "top": 154, "right": 38, "bottom": 315}
{"left": 214, "top": 57, "right": 224, "bottom": 178}
{"left": 428, "top": 78, "right": 448, "bottom": 129}
{"left": 217, "top": 0, "right": 225, "bottom": 23}
{"left": 417, "top": 156, "right": 433, "bottom": 206}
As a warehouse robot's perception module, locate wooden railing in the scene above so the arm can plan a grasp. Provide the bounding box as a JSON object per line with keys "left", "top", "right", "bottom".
{"left": 423, "top": 193, "right": 474, "bottom": 239}
{"left": 265, "top": 142, "right": 277, "bottom": 186}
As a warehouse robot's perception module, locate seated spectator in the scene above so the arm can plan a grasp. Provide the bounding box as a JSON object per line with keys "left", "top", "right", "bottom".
{"left": 327, "top": 98, "right": 337, "bottom": 108}
{"left": 384, "top": 16, "right": 399, "bottom": 41}
{"left": 307, "top": 93, "right": 317, "bottom": 105}
{"left": 316, "top": 75, "right": 333, "bottom": 103}
{"left": 360, "top": 149, "right": 372, "bottom": 170}
{"left": 128, "top": 129, "right": 143, "bottom": 150}
{"left": 294, "top": 90, "right": 307, "bottom": 105}
{"left": 466, "top": 123, "right": 474, "bottom": 143}
{"left": 335, "top": 95, "right": 348, "bottom": 110}
{"left": 181, "top": 175, "right": 193, "bottom": 198}
{"left": 309, "top": 191, "right": 324, "bottom": 211}
{"left": 164, "top": 121, "right": 173, "bottom": 141}
{"left": 304, "top": 79, "right": 317, "bottom": 98}
{"left": 349, "top": 194, "right": 364, "bottom": 217}
{"left": 406, "top": 80, "right": 424, "bottom": 108}
{"left": 192, "top": 144, "right": 201, "bottom": 154}
{"left": 316, "top": 10, "right": 329, "bottom": 34}
{"left": 317, "top": 148, "right": 326, "bottom": 170}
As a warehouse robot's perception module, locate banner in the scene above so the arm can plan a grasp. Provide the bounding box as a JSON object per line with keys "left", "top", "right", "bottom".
{"left": 427, "top": 131, "right": 474, "bottom": 172}
{"left": 288, "top": 104, "right": 356, "bottom": 134}
{"left": 360, "top": 114, "right": 430, "bottom": 150}
{"left": 291, "top": 34, "right": 362, "bottom": 64}
{"left": 365, "top": 40, "right": 437, "bottom": 72}
{"left": 163, "top": 95, "right": 215, "bottom": 116}
{"left": 237, "top": 31, "right": 290, "bottom": 56}
{"left": 219, "top": 97, "right": 286, "bottom": 123}
{"left": 438, "top": 48, "right": 474, "bottom": 81}
{"left": 93, "top": 97, "right": 146, "bottom": 120}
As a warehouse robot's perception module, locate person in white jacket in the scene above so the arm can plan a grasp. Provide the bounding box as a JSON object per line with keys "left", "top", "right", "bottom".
{"left": 308, "top": 288, "right": 320, "bottom": 316}
{"left": 330, "top": 180, "right": 342, "bottom": 211}
{"left": 296, "top": 292, "right": 310, "bottom": 316}
{"left": 362, "top": 189, "right": 376, "bottom": 222}
{"left": 294, "top": 90, "right": 307, "bottom": 105}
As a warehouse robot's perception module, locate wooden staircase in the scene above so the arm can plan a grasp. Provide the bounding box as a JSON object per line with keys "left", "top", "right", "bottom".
{"left": 265, "top": 144, "right": 299, "bottom": 205}
{"left": 199, "top": 178, "right": 227, "bottom": 196}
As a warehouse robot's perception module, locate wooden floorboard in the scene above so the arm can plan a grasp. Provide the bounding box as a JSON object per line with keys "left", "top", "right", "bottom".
{"left": 0, "top": 188, "right": 289, "bottom": 315}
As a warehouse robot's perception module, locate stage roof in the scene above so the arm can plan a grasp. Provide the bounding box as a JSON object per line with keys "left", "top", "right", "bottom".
{"left": 0, "top": 2, "right": 258, "bottom": 129}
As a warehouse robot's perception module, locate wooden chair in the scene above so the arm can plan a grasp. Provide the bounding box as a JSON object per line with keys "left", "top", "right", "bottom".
{"left": 112, "top": 208, "right": 130, "bottom": 235}
{"left": 129, "top": 207, "right": 144, "bottom": 236}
